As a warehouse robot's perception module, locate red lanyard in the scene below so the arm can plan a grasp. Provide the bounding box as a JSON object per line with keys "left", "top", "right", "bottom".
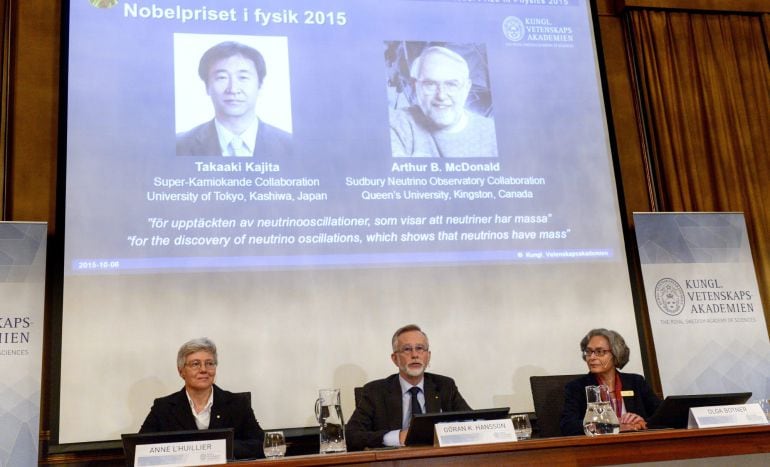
{"left": 595, "top": 372, "right": 623, "bottom": 417}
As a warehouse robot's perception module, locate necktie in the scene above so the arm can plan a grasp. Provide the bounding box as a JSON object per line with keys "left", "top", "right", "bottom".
{"left": 408, "top": 386, "right": 422, "bottom": 419}
{"left": 228, "top": 136, "right": 250, "bottom": 157}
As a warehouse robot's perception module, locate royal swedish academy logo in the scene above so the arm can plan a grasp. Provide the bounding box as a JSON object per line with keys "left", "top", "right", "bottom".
{"left": 654, "top": 278, "right": 685, "bottom": 316}
{"left": 503, "top": 16, "right": 526, "bottom": 42}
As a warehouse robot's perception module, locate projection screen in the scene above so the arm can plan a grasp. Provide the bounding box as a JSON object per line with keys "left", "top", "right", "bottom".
{"left": 57, "top": 0, "right": 642, "bottom": 444}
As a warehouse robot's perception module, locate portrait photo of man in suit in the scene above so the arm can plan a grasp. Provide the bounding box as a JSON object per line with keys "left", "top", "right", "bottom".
{"left": 176, "top": 40, "right": 292, "bottom": 158}
{"left": 345, "top": 324, "right": 471, "bottom": 451}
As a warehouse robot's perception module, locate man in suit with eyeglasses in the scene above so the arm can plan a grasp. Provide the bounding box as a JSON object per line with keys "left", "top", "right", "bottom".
{"left": 346, "top": 324, "right": 471, "bottom": 451}
{"left": 139, "top": 337, "right": 264, "bottom": 459}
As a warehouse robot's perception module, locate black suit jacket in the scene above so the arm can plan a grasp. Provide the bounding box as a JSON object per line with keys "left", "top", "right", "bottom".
{"left": 176, "top": 119, "right": 292, "bottom": 157}
{"left": 139, "top": 385, "right": 264, "bottom": 459}
{"left": 345, "top": 373, "right": 471, "bottom": 451}
{"left": 560, "top": 372, "right": 661, "bottom": 436}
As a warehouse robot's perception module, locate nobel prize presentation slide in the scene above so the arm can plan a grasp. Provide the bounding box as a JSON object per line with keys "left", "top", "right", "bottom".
{"left": 58, "top": 0, "right": 640, "bottom": 444}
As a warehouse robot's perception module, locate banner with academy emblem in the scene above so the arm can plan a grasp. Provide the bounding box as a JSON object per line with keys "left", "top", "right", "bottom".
{"left": 0, "top": 222, "right": 47, "bottom": 467}
{"left": 634, "top": 213, "right": 770, "bottom": 400}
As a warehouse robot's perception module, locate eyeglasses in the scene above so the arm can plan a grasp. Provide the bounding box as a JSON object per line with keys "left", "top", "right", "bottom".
{"left": 397, "top": 345, "right": 429, "bottom": 355}
{"left": 416, "top": 79, "right": 465, "bottom": 95}
{"left": 582, "top": 348, "right": 612, "bottom": 358}
{"left": 185, "top": 360, "right": 217, "bottom": 370}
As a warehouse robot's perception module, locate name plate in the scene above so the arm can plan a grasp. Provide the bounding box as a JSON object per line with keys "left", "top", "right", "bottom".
{"left": 687, "top": 403, "right": 769, "bottom": 429}
{"left": 134, "top": 439, "right": 227, "bottom": 466}
{"left": 435, "top": 418, "right": 515, "bottom": 447}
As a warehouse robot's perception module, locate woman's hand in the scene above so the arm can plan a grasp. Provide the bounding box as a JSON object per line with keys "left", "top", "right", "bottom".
{"left": 619, "top": 412, "right": 647, "bottom": 431}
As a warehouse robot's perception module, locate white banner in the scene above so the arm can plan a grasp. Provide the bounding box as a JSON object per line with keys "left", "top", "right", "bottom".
{"left": 634, "top": 213, "right": 770, "bottom": 400}
{"left": 0, "top": 222, "right": 47, "bottom": 467}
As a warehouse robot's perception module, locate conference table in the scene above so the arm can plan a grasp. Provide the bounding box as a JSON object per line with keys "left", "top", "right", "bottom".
{"left": 222, "top": 424, "right": 770, "bottom": 466}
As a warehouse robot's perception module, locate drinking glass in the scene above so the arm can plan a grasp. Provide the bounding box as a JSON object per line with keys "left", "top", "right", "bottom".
{"left": 263, "top": 431, "right": 287, "bottom": 459}
{"left": 758, "top": 399, "right": 770, "bottom": 422}
{"left": 510, "top": 414, "right": 532, "bottom": 440}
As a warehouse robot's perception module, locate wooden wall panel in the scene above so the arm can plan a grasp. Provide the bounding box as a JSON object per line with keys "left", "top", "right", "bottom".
{"left": 618, "top": 0, "right": 770, "bottom": 13}
{"left": 1, "top": 0, "right": 9, "bottom": 216}
{"left": 595, "top": 11, "right": 659, "bottom": 389}
{"left": 597, "top": 15, "right": 653, "bottom": 221}
{"left": 6, "top": 0, "right": 59, "bottom": 231}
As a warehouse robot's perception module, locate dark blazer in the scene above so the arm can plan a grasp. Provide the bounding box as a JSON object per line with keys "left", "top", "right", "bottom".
{"left": 139, "top": 385, "right": 264, "bottom": 459}
{"left": 345, "top": 373, "right": 471, "bottom": 451}
{"left": 176, "top": 119, "right": 292, "bottom": 157}
{"left": 560, "top": 372, "right": 661, "bottom": 436}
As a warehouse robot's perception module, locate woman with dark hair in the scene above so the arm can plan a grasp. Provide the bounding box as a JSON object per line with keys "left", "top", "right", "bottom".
{"left": 560, "top": 329, "right": 660, "bottom": 436}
